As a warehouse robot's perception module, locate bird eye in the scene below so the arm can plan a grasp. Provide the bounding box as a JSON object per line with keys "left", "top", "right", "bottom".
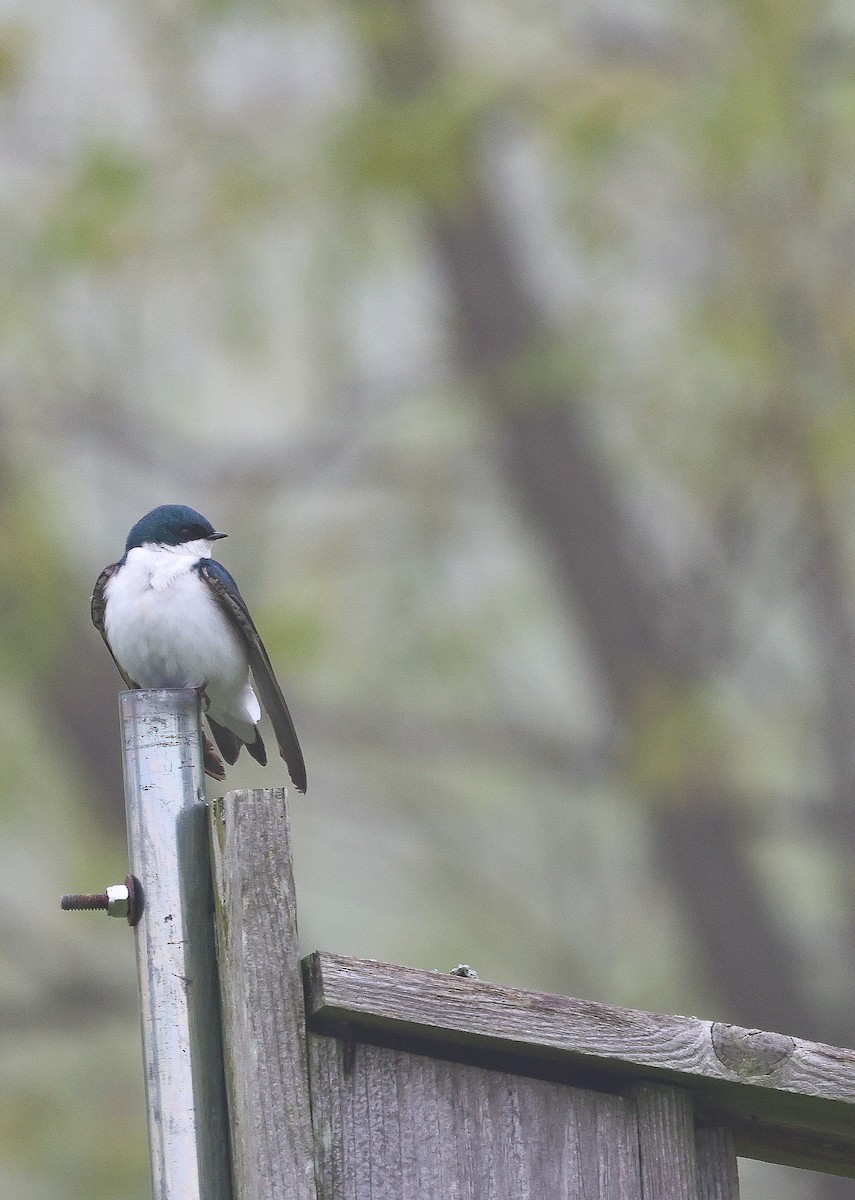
{"left": 180, "top": 526, "right": 190, "bottom": 538}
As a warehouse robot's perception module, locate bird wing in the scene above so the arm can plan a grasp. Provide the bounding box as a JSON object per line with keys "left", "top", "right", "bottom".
{"left": 197, "top": 558, "right": 307, "bottom": 793}
{"left": 91, "top": 563, "right": 138, "bottom": 689}
{"left": 91, "top": 562, "right": 227, "bottom": 782}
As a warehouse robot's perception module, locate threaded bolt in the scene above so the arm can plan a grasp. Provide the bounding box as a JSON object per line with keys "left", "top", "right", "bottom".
{"left": 61, "top": 892, "right": 109, "bottom": 911}
{"left": 60, "top": 874, "right": 142, "bottom": 926}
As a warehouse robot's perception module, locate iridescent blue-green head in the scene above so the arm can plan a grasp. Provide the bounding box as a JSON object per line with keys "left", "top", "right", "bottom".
{"left": 125, "top": 505, "right": 227, "bottom": 552}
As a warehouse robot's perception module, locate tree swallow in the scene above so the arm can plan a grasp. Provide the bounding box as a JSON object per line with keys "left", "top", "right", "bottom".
{"left": 92, "top": 504, "right": 306, "bottom": 792}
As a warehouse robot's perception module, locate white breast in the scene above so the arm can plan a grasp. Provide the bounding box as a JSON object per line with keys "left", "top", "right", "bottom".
{"left": 104, "top": 544, "right": 249, "bottom": 695}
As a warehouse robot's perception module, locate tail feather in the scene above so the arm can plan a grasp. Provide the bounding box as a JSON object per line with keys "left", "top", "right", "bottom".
{"left": 246, "top": 727, "right": 267, "bottom": 766}
{"left": 208, "top": 716, "right": 267, "bottom": 769}
{"left": 207, "top": 717, "right": 242, "bottom": 765}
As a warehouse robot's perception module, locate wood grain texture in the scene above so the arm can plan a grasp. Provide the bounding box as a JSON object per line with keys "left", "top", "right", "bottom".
{"left": 303, "top": 953, "right": 855, "bottom": 1177}
{"left": 210, "top": 789, "right": 316, "bottom": 1200}
{"left": 308, "top": 1032, "right": 643, "bottom": 1199}
{"left": 630, "top": 1083, "right": 699, "bottom": 1200}
{"left": 694, "top": 1128, "right": 740, "bottom": 1200}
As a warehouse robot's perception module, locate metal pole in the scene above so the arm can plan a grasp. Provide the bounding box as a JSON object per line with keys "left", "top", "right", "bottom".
{"left": 121, "top": 689, "right": 233, "bottom": 1200}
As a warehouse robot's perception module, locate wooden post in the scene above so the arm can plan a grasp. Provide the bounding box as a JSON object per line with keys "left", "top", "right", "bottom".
{"left": 209, "top": 789, "right": 316, "bottom": 1200}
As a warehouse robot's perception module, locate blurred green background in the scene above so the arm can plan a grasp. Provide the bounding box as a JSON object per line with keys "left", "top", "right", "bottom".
{"left": 2, "top": 0, "right": 855, "bottom": 1196}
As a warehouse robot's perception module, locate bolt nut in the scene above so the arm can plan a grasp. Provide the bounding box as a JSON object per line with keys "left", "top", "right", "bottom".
{"left": 106, "top": 884, "right": 130, "bottom": 919}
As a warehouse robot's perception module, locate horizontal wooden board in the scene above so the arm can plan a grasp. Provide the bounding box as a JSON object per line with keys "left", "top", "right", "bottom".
{"left": 303, "top": 952, "right": 855, "bottom": 1178}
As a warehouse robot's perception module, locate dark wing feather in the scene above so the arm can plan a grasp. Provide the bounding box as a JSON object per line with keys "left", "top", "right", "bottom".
{"left": 91, "top": 563, "right": 227, "bottom": 782}
{"left": 198, "top": 559, "right": 307, "bottom": 793}
{"left": 91, "top": 563, "right": 138, "bottom": 689}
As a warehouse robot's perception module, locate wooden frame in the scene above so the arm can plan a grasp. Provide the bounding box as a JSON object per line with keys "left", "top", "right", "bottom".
{"left": 210, "top": 790, "right": 855, "bottom": 1198}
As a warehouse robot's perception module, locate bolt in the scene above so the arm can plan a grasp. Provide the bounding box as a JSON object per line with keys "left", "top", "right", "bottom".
{"left": 61, "top": 892, "right": 108, "bottom": 912}
{"left": 61, "top": 874, "right": 142, "bottom": 926}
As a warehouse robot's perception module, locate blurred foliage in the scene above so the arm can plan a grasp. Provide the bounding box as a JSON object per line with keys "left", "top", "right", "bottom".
{"left": 39, "top": 147, "right": 150, "bottom": 267}
{"left": 0, "top": 493, "right": 71, "bottom": 673}
{"left": 627, "top": 680, "right": 734, "bottom": 796}
{"left": 0, "top": 22, "right": 28, "bottom": 92}
{"left": 1, "top": 0, "right": 855, "bottom": 1198}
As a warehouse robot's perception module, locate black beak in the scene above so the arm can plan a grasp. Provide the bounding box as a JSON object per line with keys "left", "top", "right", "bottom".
{"left": 210, "top": 531, "right": 228, "bottom": 541}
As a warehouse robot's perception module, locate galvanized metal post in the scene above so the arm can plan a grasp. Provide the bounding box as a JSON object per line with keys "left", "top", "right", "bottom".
{"left": 121, "top": 689, "right": 233, "bottom": 1200}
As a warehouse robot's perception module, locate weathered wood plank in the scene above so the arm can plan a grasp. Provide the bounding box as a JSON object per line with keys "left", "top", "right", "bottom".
{"left": 210, "top": 789, "right": 316, "bottom": 1200}
{"left": 630, "top": 1083, "right": 698, "bottom": 1200}
{"left": 308, "top": 1031, "right": 643, "bottom": 1199}
{"left": 694, "top": 1127, "right": 740, "bottom": 1200}
{"left": 303, "top": 952, "right": 855, "bottom": 1177}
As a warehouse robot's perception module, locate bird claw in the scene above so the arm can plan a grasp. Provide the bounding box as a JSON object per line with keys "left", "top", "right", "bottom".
{"left": 202, "top": 731, "right": 226, "bottom": 781}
